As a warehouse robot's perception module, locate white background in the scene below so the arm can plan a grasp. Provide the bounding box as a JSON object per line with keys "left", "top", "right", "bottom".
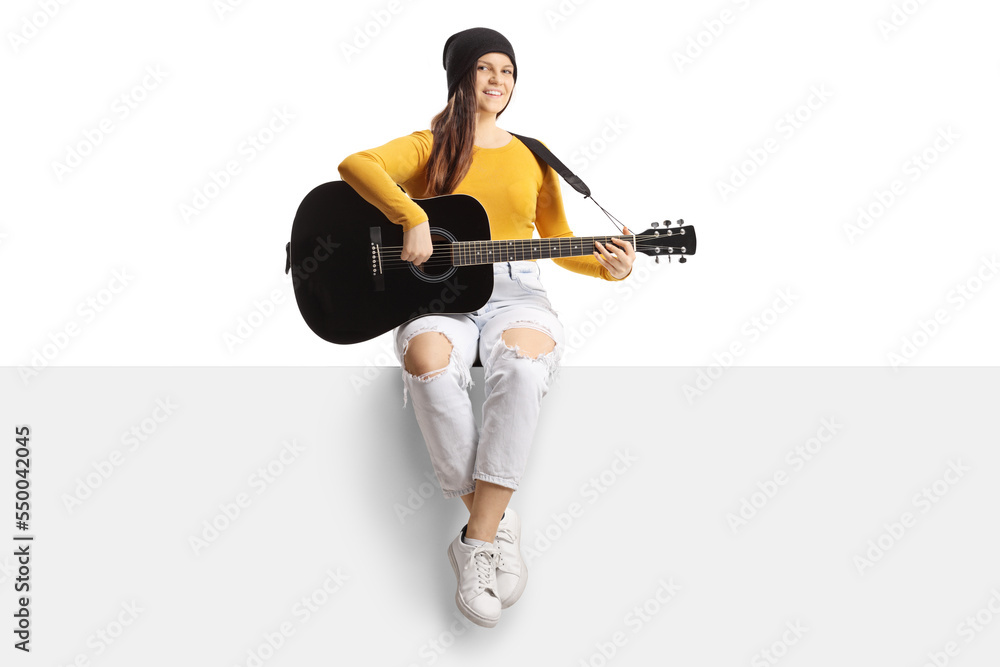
{"left": 2, "top": 0, "right": 998, "bottom": 369}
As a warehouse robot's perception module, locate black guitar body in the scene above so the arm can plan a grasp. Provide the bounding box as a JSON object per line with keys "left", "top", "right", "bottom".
{"left": 288, "top": 181, "right": 494, "bottom": 344}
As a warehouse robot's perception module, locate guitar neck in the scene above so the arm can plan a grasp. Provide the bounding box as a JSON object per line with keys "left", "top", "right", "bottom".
{"left": 451, "top": 235, "right": 633, "bottom": 266}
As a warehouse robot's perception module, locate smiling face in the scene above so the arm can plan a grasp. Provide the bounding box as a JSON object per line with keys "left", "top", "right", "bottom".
{"left": 475, "top": 52, "right": 515, "bottom": 115}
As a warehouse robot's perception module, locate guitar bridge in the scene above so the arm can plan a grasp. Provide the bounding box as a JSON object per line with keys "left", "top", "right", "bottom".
{"left": 370, "top": 226, "right": 385, "bottom": 292}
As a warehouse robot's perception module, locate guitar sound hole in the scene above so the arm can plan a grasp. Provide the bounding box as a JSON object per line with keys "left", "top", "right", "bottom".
{"left": 409, "top": 230, "right": 457, "bottom": 283}
{"left": 413, "top": 234, "right": 451, "bottom": 278}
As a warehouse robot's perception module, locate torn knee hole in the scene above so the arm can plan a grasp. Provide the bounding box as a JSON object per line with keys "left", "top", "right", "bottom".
{"left": 402, "top": 330, "right": 453, "bottom": 376}
{"left": 501, "top": 325, "right": 556, "bottom": 359}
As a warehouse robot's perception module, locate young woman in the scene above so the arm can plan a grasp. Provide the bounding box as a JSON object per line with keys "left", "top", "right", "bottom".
{"left": 338, "top": 27, "right": 634, "bottom": 628}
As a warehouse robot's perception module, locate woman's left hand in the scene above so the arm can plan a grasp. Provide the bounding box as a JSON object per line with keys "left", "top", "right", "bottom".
{"left": 593, "top": 225, "right": 636, "bottom": 280}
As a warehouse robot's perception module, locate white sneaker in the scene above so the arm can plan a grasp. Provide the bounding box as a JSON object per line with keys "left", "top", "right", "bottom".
{"left": 447, "top": 526, "right": 502, "bottom": 627}
{"left": 494, "top": 508, "right": 527, "bottom": 608}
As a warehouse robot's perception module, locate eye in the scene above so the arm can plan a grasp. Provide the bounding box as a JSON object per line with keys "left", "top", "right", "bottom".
{"left": 478, "top": 65, "right": 513, "bottom": 75}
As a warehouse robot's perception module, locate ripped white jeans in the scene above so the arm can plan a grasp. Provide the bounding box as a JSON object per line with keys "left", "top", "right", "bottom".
{"left": 394, "top": 261, "right": 565, "bottom": 498}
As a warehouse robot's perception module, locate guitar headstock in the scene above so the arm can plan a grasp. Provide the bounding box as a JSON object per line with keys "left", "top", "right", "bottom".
{"left": 633, "top": 220, "right": 697, "bottom": 263}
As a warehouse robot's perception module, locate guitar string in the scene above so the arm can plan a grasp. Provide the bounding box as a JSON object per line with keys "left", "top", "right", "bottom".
{"left": 376, "top": 256, "right": 689, "bottom": 270}
{"left": 376, "top": 246, "right": 687, "bottom": 266}
{"left": 374, "top": 247, "right": 690, "bottom": 270}
{"left": 369, "top": 234, "right": 690, "bottom": 269}
{"left": 375, "top": 245, "right": 690, "bottom": 269}
{"left": 373, "top": 232, "right": 679, "bottom": 251}
{"left": 372, "top": 234, "right": 687, "bottom": 257}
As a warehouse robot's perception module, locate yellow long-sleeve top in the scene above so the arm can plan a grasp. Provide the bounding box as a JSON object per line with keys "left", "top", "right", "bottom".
{"left": 337, "top": 129, "right": 624, "bottom": 281}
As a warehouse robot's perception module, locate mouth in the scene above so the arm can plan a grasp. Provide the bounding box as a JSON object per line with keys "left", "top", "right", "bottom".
{"left": 483, "top": 89, "right": 503, "bottom": 98}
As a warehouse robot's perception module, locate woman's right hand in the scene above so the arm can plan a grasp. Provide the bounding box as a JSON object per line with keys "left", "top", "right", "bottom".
{"left": 401, "top": 220, "right": 433, "bottom": 268}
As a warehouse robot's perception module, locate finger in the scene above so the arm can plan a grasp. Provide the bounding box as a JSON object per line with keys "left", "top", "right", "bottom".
{"left": 595, "top": 252, "right": 625, "bottom": 278}
{"left": 597, "top": 240, "right": 619, "bottom": 260}
{"left": 620, "top": 233, "right": 637, "bottom": 257}
{"left": 599, "top": 252, "right": 621, "bottom": 270}
{"left": 611, "top": 237, "right": 634, "bottom": 254}
{"left": 619, "top": 243, "right": 636, "bottom": 259}
{"left": 594, "top": 241, "right": 618, "bottom": 263}
{"left": 593, "top": 249, "right": 610, "bottom": 268}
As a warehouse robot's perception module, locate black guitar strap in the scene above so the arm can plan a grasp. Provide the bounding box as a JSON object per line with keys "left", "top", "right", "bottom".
{"left": 512, "top": 132, "right": 626, "bottom": 233}
{"left": 510, "top": 133, "right": 591, "bottom": 198}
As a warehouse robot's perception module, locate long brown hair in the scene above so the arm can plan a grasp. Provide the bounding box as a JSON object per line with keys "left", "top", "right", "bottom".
{"left": 424, "top": 64, "right": 511, "bottom": 196}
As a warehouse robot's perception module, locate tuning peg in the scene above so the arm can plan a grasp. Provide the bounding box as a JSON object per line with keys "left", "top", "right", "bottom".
{"left": 651, "top": 221, "right": 659, "bottom": 228}
{"left": 663, "top": 220, "right": 671, "bottom": 227}
{"left": 679, "top": 256, "right": 687, "bottom": 263}
{"left": 677, "top": 218, "right": 685, "bottom": 226}
{"left": 654, "top": 256, "right": 660, "bottom": 264}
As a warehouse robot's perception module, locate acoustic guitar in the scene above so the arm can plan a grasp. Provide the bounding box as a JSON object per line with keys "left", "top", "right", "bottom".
{"left": 285, "top": 180, "right": 696, "bottom": 344}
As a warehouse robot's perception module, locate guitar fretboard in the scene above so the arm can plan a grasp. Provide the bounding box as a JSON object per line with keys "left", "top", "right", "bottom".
{"left": 451, "top": 235, "right": 633, "bottom": 266}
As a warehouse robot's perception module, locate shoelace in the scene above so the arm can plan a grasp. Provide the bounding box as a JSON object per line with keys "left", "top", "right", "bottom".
{"left": 466, "top": 544, "right": 499, "bottom": 592}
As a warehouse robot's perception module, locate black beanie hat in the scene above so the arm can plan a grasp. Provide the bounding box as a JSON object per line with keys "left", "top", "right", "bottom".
{"left": 442, "top": 27, "right": 517, "bottom": 100}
